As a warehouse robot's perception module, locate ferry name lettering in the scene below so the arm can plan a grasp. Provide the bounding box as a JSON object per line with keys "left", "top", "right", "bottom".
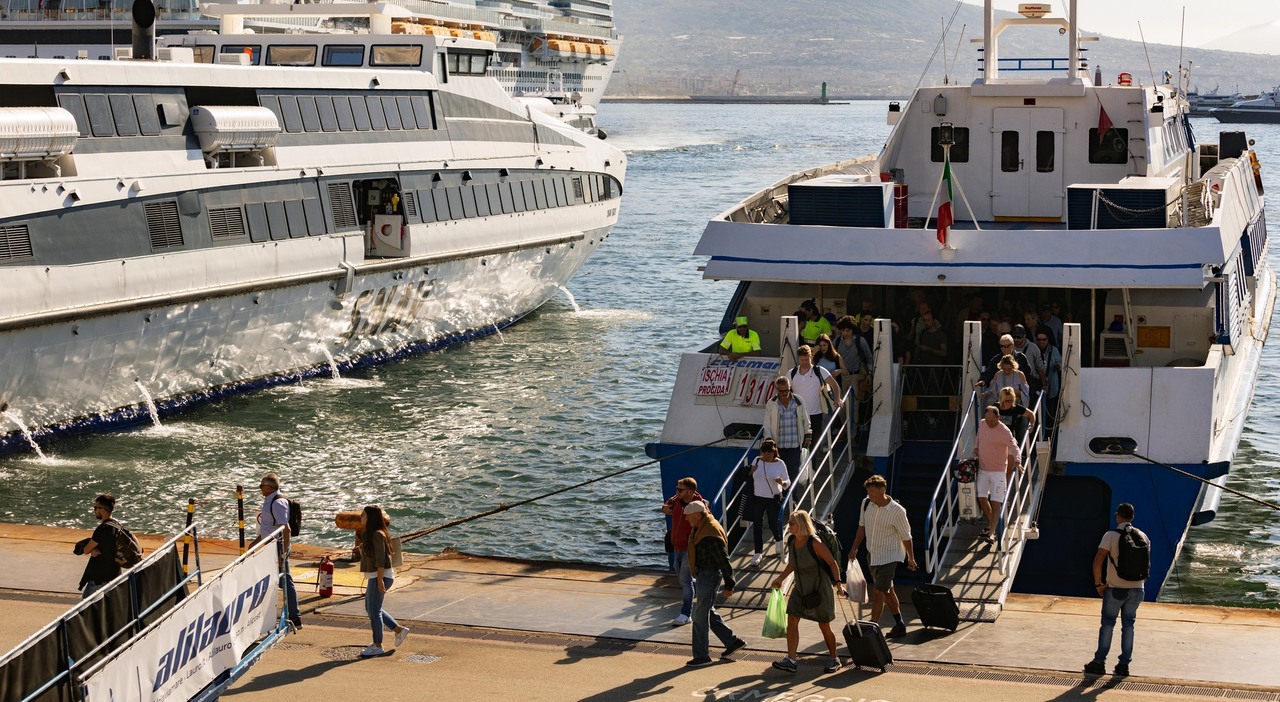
{"left": 342, "top": 279, "right": 436, "bottom": 341}
{"left": 152, "top": 575, "right": 271, "bottom": 691}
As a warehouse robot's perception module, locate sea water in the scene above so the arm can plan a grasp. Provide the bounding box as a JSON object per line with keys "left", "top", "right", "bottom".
{"left": 0, "top": 103, "right": 1276, "bottom": 607}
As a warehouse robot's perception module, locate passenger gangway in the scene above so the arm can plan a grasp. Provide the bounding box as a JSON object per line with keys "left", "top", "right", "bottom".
{"left": 921, "top": 321, "right": 1073, "bottom": 622}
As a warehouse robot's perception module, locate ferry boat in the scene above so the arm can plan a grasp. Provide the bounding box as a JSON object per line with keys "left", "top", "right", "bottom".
{"left": 1212, "top": 86, "right": 1280, "bottom": 124}
{"left": 0, "top": 0, "right": 619, "bottom": 107}
{"left": 647, "top": 0, "right": 1271, "bottom": 614}
{"left": 0, "top": 1, "right": 625, "bottom": 453}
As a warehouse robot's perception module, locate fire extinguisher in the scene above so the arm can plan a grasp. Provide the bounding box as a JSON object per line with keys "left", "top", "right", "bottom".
{"left": 318, "top": 556, "right": 334, "bottom": 598}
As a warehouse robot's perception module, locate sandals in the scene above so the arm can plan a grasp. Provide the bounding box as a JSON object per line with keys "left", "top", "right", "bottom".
{"left": 978, "top": 529, "right": 994, "bottom": 545}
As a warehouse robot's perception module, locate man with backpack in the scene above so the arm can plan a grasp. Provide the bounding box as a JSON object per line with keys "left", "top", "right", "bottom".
{"left": 74, "top": 493, "right": 122, "bottom": 599}
{"left": 255, "top": 472, "right": 302, "bottom": 629}
{"left": 848, "top": 474, "right": 916, "bottom": 638}
{"left": 1084, "top": 502, "right": 1149, "bottom": 677}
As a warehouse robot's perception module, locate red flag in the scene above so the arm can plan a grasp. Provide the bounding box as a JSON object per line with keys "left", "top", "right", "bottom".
{"left": 1097, "top": 105, "right": 1113, "bottom": 144}
{"left": 936, "top": 155, "right": 954, "bottom": 246}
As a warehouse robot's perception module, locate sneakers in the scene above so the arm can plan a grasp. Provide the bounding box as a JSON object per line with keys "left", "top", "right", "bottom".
{"left": 750, "top": 553, "right": 763, "bottom": 566}
{"left": 359, "top": 645, "right": 385, "bottom": 658}
{"left": 394, "top": 627, "right": 410, "bottom": 648}
{"left": 722, "top": 638, "right": 746, "bottom": 658}
{"left": 771, "top": 657, "right": 798, "bottom": 673}
{"left": 886, "top": 624, "right": 907, "bottom": 639}
{"left": 1083, "top": 660, "right": 1106, "bottom": 675}
{"left": 1114, "top": 663, "right": 1130, "bottom": 676}
{"left": 824, "top": 657, "right": 843, "bottom": 673}
{"left": 672, "top": 614, "right": 691, "bottom": 627}
{"left": 686, "top": 656, "right": 714, "bottom": 668}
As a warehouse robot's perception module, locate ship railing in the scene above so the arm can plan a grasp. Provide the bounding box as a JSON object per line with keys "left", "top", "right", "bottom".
{"left": 923, "top": 390, "right": 979, "bottom": 575}
{"left": 977, "top": 56, "right": 1084, "bottom": 72}
{"left": 777, "top": 384, "right": 858, "bottom": 527}
{"left": 709, "top": 427, "right": 764, "bottom": 556}
{"left": 723, "top": 156, "right": 879, "bottom": 225}
{"left": 0, "top": 524, "right": 201, "bottom": 702}
{"left": 993, "top": 391, "right": 1049, "bottom": 593}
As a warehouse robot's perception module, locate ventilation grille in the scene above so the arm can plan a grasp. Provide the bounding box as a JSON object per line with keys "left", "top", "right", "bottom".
{"left": 1101, "top": 335, "right": 1130, "bottom": 358}
{"left": 144, "top": 201, "right": 184, "bottom": 250}
{"left": 0, "top": 224, "right": 34, "bottom": 261}
{"left": 328, "top": 182, "right": 357, "bottom": 230}
{"left": 402, "top": 191, "right": 417, "bottom": 219}
{"left": 208, "top": 206, "right": 247, "bottom": 240}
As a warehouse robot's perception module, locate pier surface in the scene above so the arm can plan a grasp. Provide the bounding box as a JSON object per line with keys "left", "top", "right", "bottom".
{"left": 2, "top": 522, "right": 1278, "bottom": 701}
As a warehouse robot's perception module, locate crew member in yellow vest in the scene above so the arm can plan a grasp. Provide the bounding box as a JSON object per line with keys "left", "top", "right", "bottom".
{"left": 719, "top": 316, "right": 761, "bottom": 361}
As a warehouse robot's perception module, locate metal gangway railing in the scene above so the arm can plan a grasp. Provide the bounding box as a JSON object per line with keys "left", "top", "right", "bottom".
{"left": 922, "top": 389, "right": 1050, "bottom": 621}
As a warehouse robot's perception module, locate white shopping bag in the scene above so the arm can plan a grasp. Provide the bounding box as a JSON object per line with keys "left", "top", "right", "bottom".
{"left": 845, "top": 559, "right": 871, "bottom": 605}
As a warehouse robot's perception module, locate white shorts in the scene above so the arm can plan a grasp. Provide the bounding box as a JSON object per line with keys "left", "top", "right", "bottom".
{"left": 976, "top": 470, "right": 1008, "bottom": 502}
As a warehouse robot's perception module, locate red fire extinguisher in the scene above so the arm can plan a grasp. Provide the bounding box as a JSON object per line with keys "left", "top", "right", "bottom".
{"left": 318, "top": 556, "right": 334, "bottom": 598}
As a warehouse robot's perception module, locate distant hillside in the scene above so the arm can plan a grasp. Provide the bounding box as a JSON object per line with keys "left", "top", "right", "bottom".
{"left": 610, "top": 0, "right": 1280, "bottom": 97}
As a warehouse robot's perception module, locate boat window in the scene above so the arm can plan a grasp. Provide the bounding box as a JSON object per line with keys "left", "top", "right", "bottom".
{"left": 486, "top": 184, "right": 501, "bottom": 213}
{"left": 278, "top": 96, "right": 304, "bottom": 132}
{"left": 302, "top": 197, "right": 326, "bottom": 235}
{"left": 221, "top": 45, "right": 261, "bottom": 65}
{"left": 461, "top": 185, "right": 478, "bottom": 218}
{"left": 333, "top": 96, "right": 356, "bottom": 131}
{"left": 316, "top": 96, "right": 338, "bottom": 131}
{"left": 56, "top": 93, "right": 91, "bottom": 137}
{"left": 371, "top": 45, "right": 422, "bottom": 67}
{"left": 1088, "top": 127, "right": 1129, "bottom": 164}
{"left": 522, "top": 181, "right": 537, "bottom": 211}
{"left": 298, "top": 96, "right": 322, "bottom": 132}
{"left": 445, "top": 187, "right": 464, "bottom": 219}
{"left": 395, "top": 96, "right": 417, "bottom": 130}
{"left": 929, "top": 127, "right": 969, "bottom": 162}
{"left": 412, "top": 94, "right": 434, "bottom": 129}
{"left": 1035, "top": 130, "right": 1054, "bottom": 172}
{"left": 246, "top": 203, "right": 269, "bottom": 243}
{"left": 285, "top": 200, "right": 308, "bottom": 238}
{"left": 382, "top": 96, "right": 402, "bottom": 129}
{"left": 322, "top": 45, "right": 365, "bottom": 67}
{"left": 418, "top": 188, "right": 438, "bottom": 222}
{"left": 469, "top": 53, "right": 488, "bottom": 74}
{"left": 350, "top": 96, "right": 372, "bottom": 131}
{"left": 259, "top": 94, "right": 284, "bottom": 126}
{"left": 134, "top": 94, "right": 161, "bottom": 135}
{"left": 475, "top": 185, "right": 491, "bottom": 217}
{"left": 267, "top": 45, "right": 317, "bottom": 67}
{"left": 84, "top": 93, "right": 115, "bottom": 137}
{"left": 191, "top": 46, "right": 215, "bottom": 63}
{"left": 498, "top": 181, "right": 514, "bottom": 213}
{"left": 1000, "top": 131, "right": 1019, "bottom": 172}
{"left": 432, "top": 189, "right": 450, "bottom": 221}
{"left": 366, "top": 96, "right": 388, "bottom": 130}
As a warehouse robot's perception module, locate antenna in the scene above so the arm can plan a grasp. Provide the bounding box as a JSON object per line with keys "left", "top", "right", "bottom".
{"left": 1138, "top": 22, "right": 1157, "bottom": 87}
{"left": 911, "top": 0, "right": 964, "bottom": 94}
{"left": 1177, "top": 7, "right": 1185, "bottom": 95}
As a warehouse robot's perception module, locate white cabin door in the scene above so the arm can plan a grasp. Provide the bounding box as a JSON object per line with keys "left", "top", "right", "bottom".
{"left": 991, "top": 108, "right": 1065, "bottom": 219}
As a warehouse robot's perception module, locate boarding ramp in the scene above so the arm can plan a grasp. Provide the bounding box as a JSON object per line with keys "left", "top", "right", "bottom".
{"left": 715, "top": 384, "right": 862, "bottom": 609}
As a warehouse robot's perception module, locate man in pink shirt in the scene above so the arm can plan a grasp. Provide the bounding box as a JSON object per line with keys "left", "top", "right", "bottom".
{"left": 974, "top": 406, "right": 1021, "bottom": 545}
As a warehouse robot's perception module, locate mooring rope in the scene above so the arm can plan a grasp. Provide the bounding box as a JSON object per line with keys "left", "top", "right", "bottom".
{"left": 396, "top": 436, "right": 733, "bottom": 545}
{"left": 1127, "top": 450, "right": 1280, "bottom": 511}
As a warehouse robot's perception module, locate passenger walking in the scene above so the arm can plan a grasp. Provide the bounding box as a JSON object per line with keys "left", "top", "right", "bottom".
{"left": 253, "top": 472, "right": 302, "bottom": 629}
{"left": 661, "top": 477, "right": 704, "bottom": 626}
{"left": 789, "top": 345, "right": 841, "bottom": 459}
{"left": 975, "top": 407, "right": 1022, "bottom": 545}
{"left": 1085, "top": 503, "right": 1148, "bottom": 677}
{"left": 73, "top": 493, "right": 121, "bottom": 599}
{"left": 683, "top": 501, "right": 745, "bottom": 667}
{"left": 358, "top": 505, "right": 410, "bottom": 657}
{"left": 770, "top": 509, "right": 843, "bottom": 673}
{"left": 996, "top": 386, "right": 1036, "bottom": 445}
{"left": 848, "top": 475, "right": 916, "bottom": 639}
{"left": 747, "top": 439, "right": 790, "bottom": 565}
{"left": 763, "top": 376, "right": 811, "bottom": 483}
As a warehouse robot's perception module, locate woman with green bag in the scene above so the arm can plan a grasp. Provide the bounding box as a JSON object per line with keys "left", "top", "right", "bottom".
{"left": 762, "top": 588, "right": 788, "bottom": 638}
{"left": 770, "top": 510, "right": 844, "bottom": 674}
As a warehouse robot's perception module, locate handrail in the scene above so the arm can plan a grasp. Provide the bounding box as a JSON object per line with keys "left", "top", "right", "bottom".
{"left": 710, "top": 428, "right": 764, "bottom": 556}
{"left": 924, "top": 389, "right": 979, "bottom": 574}
{"left": 993, "top": 392, "right": 1047, "bottom": 591}
{"left": 777, "top": 384, "right": 857, "bottom": 527}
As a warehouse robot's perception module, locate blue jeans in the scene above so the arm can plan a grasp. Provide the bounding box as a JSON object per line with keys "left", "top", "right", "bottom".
{"left": 1093, "top": 586, "right": 1143, "bottom": 665}
{"left": 674, "top": 551, "right": 694, "bottom": 617}
{"left": 365, "top": 576, "right": 400, "bottom": 646}
{"left": 691, "top": 569, "right": 736, "bottom": 659}
{"left": 282, "top": 571, "right": 300, "bottom": 623}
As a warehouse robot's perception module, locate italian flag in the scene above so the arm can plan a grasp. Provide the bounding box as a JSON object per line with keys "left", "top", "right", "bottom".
{"left": 936, "top": 155, "right": 954, "bottom": 247}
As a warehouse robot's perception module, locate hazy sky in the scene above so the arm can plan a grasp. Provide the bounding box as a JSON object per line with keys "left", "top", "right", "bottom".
{"left": 972, "top": 1, "right": 1279, "bottom": 47}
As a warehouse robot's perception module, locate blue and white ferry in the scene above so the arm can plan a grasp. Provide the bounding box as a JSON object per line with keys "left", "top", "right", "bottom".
{"left": 647, "top": 0, "right": 1271, "bottom": 616}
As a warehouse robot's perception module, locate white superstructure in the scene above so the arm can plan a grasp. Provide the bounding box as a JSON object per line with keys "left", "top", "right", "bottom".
{"left": 0, "top": 2, "right": 626, "bottom": 450}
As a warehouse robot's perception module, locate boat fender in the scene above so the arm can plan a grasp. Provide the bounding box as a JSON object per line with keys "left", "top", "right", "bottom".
{"left": 1250, "top": 151, "right": 1264, "bottom": 192}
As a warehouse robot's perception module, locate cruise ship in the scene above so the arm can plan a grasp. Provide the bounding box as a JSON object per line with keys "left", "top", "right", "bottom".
{"left": 0, "top": 0, "right": 618, "bottom": 106}
{"left": 0, "top": 1, "right": 626, "bottom": 453}
{"left": 647, "top": 0, "right": 1271, "bottom": 619}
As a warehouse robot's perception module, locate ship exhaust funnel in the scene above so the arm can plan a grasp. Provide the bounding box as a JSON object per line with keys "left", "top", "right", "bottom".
{"left": 132, "top": 0, "right": 157, "bottom": 60}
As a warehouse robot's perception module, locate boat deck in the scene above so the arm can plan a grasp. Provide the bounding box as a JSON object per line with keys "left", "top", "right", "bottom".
{"left": 2, "top": 523, "right": 1279, "bottom": 698}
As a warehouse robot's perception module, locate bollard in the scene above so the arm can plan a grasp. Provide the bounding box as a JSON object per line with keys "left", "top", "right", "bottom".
{"left": 236, "top": 485, "right": 246, "bottom": 554}
{"left": 181, "top": 498, "right": 195, "bottom": 574}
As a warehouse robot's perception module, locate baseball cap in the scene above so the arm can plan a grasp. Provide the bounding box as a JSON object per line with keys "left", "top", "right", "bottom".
{"left": 735, "top": 316, "right": 749, "bottom": 327}
{"left": 683, "top": 501, "right": 708, "bottom": 515}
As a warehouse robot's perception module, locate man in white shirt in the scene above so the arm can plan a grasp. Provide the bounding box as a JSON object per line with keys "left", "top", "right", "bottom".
{"left": 789, "top": 345, "right": 841, "bottom": 449}
{"left": 1084, "top": 503, "right": 1148, "bottom": 677}
{"left": 254, "top": 472, "right": 302, "bottom": 629}
{"left": 848, "top": 474, "right": 917, "bottom": 638}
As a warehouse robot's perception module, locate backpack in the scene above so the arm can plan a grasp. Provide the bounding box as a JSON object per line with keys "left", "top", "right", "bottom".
{"left": 269, "top": 495, "right": 303, "bottom": 537}
{"left": 1109, "top": 523, "right": 1150, "bottom": 581}
{"left": 789, "top": 518, "right": 844, "bottom": 582}
{"left": 106, "top": 519, "right": 143, "bottom": 569}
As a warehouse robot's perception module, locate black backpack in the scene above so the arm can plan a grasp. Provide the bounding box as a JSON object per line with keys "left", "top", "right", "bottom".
{"left": 269, "top": 495, "right": 303, "bottom": 537}
{"left": 1109, "top": 523, "right": 1150, "bottom": 581}
{"left": 106, "top": 519, "right": 143, "bottom": 568}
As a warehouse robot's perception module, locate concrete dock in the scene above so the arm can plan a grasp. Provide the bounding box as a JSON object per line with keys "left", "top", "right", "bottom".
{"left": 2, "top": 522, "right": 1278, "bottom": 701}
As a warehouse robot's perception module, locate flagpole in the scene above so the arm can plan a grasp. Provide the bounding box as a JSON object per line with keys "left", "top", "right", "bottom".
{"left": 924, "top": 150, "right": 947, "bottom": 233}
{"left": 951, "top": 165, "right": 983, "bottom": 232}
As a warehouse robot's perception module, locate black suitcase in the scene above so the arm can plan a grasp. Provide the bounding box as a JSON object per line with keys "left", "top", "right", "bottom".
{"left": 911, "top": 583, "right": 960, "bottom": 632}
{"left": 842, "top": 620, "right": 893, "bottom": 672}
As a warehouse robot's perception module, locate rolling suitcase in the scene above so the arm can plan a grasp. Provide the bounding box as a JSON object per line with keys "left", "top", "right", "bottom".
{"left": 911, "top": 583, "right": 960, "bottom": 632}
{"left": 839, "top": 600, "right": 892, "bottom": 672}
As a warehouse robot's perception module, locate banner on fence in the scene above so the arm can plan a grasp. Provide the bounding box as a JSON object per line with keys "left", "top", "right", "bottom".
{"left": 83, "top": 543, "right": 279, "bottom": 702}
